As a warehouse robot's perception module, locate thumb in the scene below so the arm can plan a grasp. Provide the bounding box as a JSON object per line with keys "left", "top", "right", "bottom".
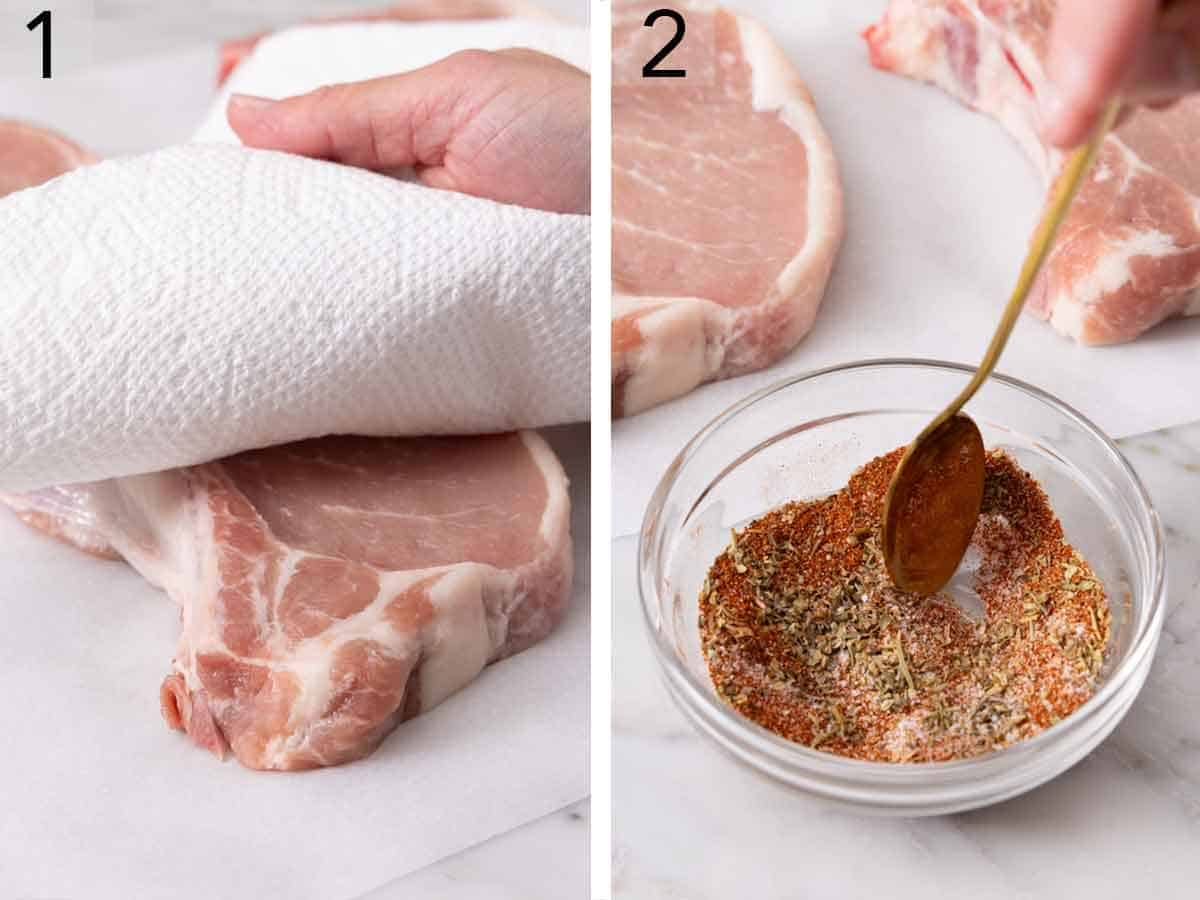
{"left": 1040, "top": 0, "right": 1159, "bottom": 147}
{"left": 226, "top": 52, "right": 482, "bottom": 177}
{"left": 1123, "top": 3, "right": 1200, "bottom": 106}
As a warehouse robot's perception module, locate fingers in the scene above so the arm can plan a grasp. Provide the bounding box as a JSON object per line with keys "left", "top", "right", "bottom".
{"left": 1122, "top": 3, "right": 1200, "bottom": 105}
{"left": 226, "top": 48, "right": 589, "bottom": 213}
{"left": 227, "top": 56, "right": 477, "bottom": 175}
{"left": 1040, "top": 0, "right": 1159, "bottom": 147}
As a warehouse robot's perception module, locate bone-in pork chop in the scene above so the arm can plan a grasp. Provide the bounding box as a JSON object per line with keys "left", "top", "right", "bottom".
{"left": 866, "top": 0, "right": 1200, "bottom": 344}
{"left": 0, "top": 119, "right": 95, "bottom": 197}
{"left": 611, "top": 0, "right": 844, "bottom": 417}
{"left": 0, "top": 126, "right": 572, "bottom": 770}
{"left": 3, "top": 433, "right": 572, "bottom": 770}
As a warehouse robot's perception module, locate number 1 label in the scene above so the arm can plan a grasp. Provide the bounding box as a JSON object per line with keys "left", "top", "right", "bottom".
{"left": 27, "top": 10, "right": 51, "bottom": 78}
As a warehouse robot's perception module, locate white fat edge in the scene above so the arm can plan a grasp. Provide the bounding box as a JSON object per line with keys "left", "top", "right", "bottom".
{"left": 1046, "top": 293, "right": 1085, "bottom": 340}
{"left": 735, "top": 14, "right": 844, "bottom": 341}
{"left": 69, "top": 471, "right": 192, "bottom": 593}
{"left": 969, "top": 12, "right": 1054, "bottom": 175}
{"left": 517, "top": 430, "right": 572, "bottom": 551}
{"left": 1048, "top": 229, "right": 1184, "bottom": 338}
{"left": 0, "top": 486, "right": 114, "bottom": 557}
{"left": 415, "top": 564, "right": 491, "bottom": 710}
{"left": 617, "top": 295, "right": 730, "bottom": 416}
{"left": 735, "top": 13, "right": 813, "bottom": 115}
{"left": 144, "top": 472, "right": 219, "bottom": 694}
{"left": 514, "top": 431, "right": 574, "bottom": 639}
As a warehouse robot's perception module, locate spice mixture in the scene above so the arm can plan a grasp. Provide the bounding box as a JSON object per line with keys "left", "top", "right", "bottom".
{"left": 699, "top": 448, "right": 1110, "bottom": 762}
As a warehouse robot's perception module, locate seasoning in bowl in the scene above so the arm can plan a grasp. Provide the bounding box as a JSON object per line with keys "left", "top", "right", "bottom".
{"left": 699, "top": 447, "right": 1110, "bottom": 763}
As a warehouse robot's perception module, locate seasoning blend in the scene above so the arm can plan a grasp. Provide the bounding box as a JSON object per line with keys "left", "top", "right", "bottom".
{"left": 699, "top": 448, "right": 1110, "bottom": 763}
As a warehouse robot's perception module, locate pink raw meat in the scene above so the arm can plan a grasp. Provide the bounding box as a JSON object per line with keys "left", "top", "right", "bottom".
{"left": 5, "top": 434, "right": 572, "bottom": 770}
{"left": 611, "top": 0, "right": 844, "bottom": 417}
{"left": 0, "top": 126, "right": 572, "bottom": 770}
{"left": 0, "top": 119, "right": 95, "bottom": 196}
{"left": 865, "top": 0, "right": 1200, "bottom": 344}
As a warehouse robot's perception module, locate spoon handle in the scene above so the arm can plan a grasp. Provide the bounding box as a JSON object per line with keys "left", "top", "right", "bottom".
{"left": 937, "top": 96, "right": 1122, "bottom": 426}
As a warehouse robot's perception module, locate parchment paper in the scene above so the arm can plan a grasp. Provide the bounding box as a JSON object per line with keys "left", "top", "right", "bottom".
{"left": 0, "top": 43, "right": 588, "bottom": 900}
{"left": 613, "top": 0, "right": 1200, "bottom": 537}
{"left": 0, "top": 424, "right": 589, "bottom": 900}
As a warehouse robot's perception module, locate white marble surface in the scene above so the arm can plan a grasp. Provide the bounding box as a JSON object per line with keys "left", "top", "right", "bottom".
{"left": 613, "top": 421, "right": 1200, "bottom": 899}
{"left": 364, "top": 800, "right": 590, "bottom": 899}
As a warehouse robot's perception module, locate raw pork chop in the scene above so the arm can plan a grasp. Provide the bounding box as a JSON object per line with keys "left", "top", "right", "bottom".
{"left": 0, "top": 119, "right": 95, "bottom": 197}
{"left": 0, "top": 126, "right": 572, "bottom": 770}
{"left": 3, "top": 433, "right": 572, "bottom": 770}
{"left": 611, "top": 0, "right": 844, "bottom": 417}
{"left": 866, "top": 0, "right": 1200, "bottom": 344}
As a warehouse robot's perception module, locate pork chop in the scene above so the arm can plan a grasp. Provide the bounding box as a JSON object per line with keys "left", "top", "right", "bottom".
{"left": 611, "top": 0, "right": 844, "bottom": 417}
{"left": 866, "top": 0, "right": 1200, "bottom": 343}
{"left": 0, "top": 119, "right": 95, "bottom": 197}
{"left": 0, "top": 124, "right": 572, "bottom": 770}
{"left": 3, "top": 433, "right": 572, "bottom": 770}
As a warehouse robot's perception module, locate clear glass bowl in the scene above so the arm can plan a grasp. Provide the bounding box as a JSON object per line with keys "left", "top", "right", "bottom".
{"left": 638, "top": 359, "right": 1165, "bottom": 815}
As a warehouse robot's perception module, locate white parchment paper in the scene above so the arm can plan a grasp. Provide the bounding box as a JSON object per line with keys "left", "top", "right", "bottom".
{"left": 613, "top": 0, "right": 1200, "bottom": 537}
{"left": 0, "top": 425, "right": 588, "bottom": 900}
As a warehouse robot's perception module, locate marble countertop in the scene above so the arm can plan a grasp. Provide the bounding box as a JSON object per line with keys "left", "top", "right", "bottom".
{"left": 364, "top": 800, "right": 590, "bottom": 899}
{"left": 613, "top": 421, "right": 1200, "bottom": 899}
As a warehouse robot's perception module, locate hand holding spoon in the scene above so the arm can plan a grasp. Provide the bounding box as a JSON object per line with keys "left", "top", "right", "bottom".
{"left": 881, "top": 97, "right": 1122, "bottom": 595}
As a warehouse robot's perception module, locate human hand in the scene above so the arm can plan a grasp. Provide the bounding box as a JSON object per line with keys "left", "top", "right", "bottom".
{"left": 1041, "top": 0, "right": 1200, "bottom": 148}
{"left": 227, "top": 48, "right": 590, "bottom": 215}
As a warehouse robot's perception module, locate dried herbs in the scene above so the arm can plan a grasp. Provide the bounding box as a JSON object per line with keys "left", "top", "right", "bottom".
{"left": 699, "top": 448, "right": 1111, "bottom": 763}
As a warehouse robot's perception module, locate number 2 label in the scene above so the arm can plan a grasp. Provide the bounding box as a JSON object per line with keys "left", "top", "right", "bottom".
{"left": 642, "top": 9, "right": 686, "bottom": 79}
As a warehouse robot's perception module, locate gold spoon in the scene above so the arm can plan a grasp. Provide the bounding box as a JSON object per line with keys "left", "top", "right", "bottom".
{"left": 882, "top": 97, "right": 1122, "bottom": 595}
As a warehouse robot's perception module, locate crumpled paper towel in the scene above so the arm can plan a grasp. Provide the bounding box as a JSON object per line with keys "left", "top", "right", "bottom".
{"left": 0, "top": 19, "right": 590, "bottom": 493}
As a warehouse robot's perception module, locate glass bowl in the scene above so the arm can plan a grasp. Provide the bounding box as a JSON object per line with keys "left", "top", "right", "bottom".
{"left": 638, "top": 359, "right": 1165, "bottom": 815}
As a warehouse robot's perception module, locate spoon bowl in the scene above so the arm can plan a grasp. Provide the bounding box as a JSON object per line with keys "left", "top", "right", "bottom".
{"left": 881, "top": 414, "right": 985, "bottom": 594}
{"left": 881, "top": 98, "right": 1121, "bottom": 593}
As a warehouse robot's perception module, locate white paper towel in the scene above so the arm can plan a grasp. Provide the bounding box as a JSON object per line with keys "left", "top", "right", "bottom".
{"left": 0, "top": 18, "right": 591, "bottom": 492}
{"left": 612, "top": 0, "right": 1200, "bottom": 538}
